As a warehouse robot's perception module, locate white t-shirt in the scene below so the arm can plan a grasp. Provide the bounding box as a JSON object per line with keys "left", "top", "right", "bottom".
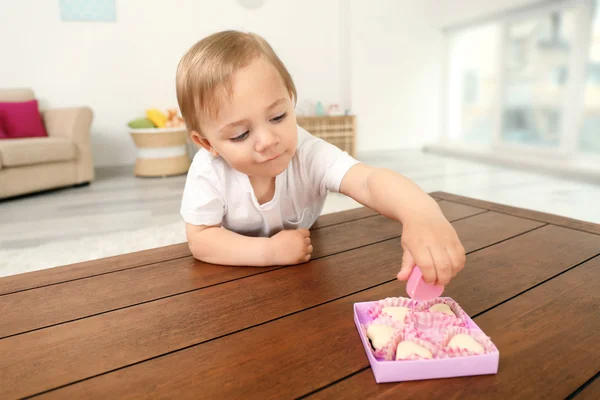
{"left": 180, "top": 126, "right": 359, "bottom": 237}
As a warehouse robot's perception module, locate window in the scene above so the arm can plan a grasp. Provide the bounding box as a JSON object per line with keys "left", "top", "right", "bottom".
{"left": 580, "top": 1, "right": 600, "bottom": 153}
{"left": 443, "top": 0, "right": 599, "bottom": 163}
{"left": 502, "top": 10, "right": 576, "bottom": 147}
{"left": 446, "top": 24, "right": 500, "bottom": 144}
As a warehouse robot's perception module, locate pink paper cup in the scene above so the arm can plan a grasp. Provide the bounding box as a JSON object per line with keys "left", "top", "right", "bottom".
{"left": 442, "top": 326, "right": 498, "bottom": 358}
{"left": 409, "top": 311, "right": 463, "bottom": 343}
{"left": 362, "top": 316, "right": 404, "bottom": 361}
{"left": 414, "top": 297, "right": 469, "bottom": 327}
{"left": 367, "top": 297, "right": 416, "bottom": 325}
{"left": 395, "top": 327, "right": 445, "bottom": 360}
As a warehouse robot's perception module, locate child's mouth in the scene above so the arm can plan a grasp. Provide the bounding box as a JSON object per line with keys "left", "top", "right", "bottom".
{"left": 263, "top": 154, "right": 281, "bottom": 162}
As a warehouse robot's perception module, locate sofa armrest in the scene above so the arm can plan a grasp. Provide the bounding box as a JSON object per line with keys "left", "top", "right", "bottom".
{"left": 42, "top": 107, "right": 93, "bottom": 144}
{"left": 41, "top": 107, "right": 95, "bottom": 183}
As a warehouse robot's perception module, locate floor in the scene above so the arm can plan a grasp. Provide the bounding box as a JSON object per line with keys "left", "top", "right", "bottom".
{"left": 2, "top": 150, "right": 600, "bottom": 252}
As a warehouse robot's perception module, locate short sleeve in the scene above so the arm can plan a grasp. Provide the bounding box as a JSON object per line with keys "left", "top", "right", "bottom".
{"left": 300, "top": 131, "right": 360, "bottom": 195}
{"left": 180, "top": 151, "right": 225, "bottom": 226}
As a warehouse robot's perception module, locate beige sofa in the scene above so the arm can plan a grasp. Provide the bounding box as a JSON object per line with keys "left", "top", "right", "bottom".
{"left": 0, "top": 88, "right": 94, "bottom": 199}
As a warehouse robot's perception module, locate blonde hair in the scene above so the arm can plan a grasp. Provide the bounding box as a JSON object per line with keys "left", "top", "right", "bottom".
{"left": 176, "top": 30, "right": 297, "bottom": 135}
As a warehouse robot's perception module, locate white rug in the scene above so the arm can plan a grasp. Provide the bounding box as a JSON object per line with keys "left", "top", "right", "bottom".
{"left": 0, "top": 221, "right": 188, "bottom": 278}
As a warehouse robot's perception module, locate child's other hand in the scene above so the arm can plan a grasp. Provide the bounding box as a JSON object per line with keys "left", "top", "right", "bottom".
{"left": 396, "top": 212, "right": 466, "bottom": 286}
{"left": 269, "top": 229, "right": 313, "bottom": 265}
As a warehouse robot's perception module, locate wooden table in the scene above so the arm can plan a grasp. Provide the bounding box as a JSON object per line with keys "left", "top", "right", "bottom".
{"left": 1, "top": 192, "right": 598, "bottom": 399}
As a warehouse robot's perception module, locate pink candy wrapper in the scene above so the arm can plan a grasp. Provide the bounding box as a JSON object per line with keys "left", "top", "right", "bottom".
{"left": 414, "top": 297, "right": 469, "bottom": 326}
{"left": 395, "top": 327, "right": 444, "bottom": 360}
{"left": 442, "top": 326, "right": 498, "bottom": 358}
{"left": 362, "top": 316, "right": 405, "bottom": 361}
{"left": 366, "top": 297, "right": 416, "bottom": 324}
{"left": 409, "top": 311, "right": 463, "bottom": 342}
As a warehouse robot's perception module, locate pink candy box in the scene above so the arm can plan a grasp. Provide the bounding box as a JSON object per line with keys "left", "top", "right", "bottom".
{"left": 354, "top": 300, "right": 499, "bottom": 383}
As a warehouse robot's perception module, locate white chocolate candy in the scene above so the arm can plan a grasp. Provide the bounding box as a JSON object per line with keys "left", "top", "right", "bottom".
{"left": 429, "top": 303, "right": 455, "bottom": 317}
{"left": 447, "top": 334, "right": 484, "bottom": 354}
{"left": 366, "top": 324, "right": 395, "bottom": 350}
{"left": 382, "top": 306, "right": 409, "bottom": 322}
{"left": 395, "top": 341, "right": 433, "bottom": 360}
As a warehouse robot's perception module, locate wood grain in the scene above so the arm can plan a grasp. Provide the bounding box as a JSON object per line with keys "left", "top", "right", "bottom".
{"left": 431, "top": 191, "right": 600, "bottom": 236}
{"left": 573, "top": 375, "right": 600, "bottom": 400}
{"left": 8, "top": 222, "right": 597, "bottom": 399}
{"left": 35, "top": 247, "right": 600, "bottom": 399}
{"left": 0, "top": 240, "right": 404, "bottom": 399}
{"left": 311, "top": 207, "right": 377, "bottom": 229}
{"left": 0, "top": 199, "right": 478, "bottom": 297}
{"left": 309, "top": 256, "right": 600, "bottom": 400}
{"left": 0, "top": 243, "right": 190, "bottom": 296}
{"left": 0, "top": 200, "right": 484, "bottom": 339}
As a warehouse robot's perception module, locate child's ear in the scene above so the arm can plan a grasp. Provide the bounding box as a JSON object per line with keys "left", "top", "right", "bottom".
{"left": 190, "top": 130, "right": 219, "bottom": 157}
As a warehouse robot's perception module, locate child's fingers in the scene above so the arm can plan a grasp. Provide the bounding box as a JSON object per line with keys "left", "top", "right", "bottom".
{"left": 298, "top": 229, "right": 310, "bottom": 237}
{"left": 413, "top": 248, "right": 438, "bottom": 284}
{"left": 447, "top": 246, "right": 466, "bottom": 277}
{"left": 307, "top": 244, "right": 313, "bottom": 254}
{"left": 431, "top": 247, "right": 453, "bottom": 286}
{"left": 396, "top": 248, "right": 415, "bottom": 281}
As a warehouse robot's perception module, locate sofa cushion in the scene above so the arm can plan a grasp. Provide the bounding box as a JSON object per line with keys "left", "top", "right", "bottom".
{"left": 0, "top": 137, "right": 76, "bottom": 168}
{"left": 0, "top": 99, "right": 48, "bottom": 139}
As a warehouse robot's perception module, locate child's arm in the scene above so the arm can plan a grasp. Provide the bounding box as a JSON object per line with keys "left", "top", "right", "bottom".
{"left": 186, "top": 223, "right": 313, "bottom": 266}
{"left": 339, "top": 164, "right": 466, "bottom": 286}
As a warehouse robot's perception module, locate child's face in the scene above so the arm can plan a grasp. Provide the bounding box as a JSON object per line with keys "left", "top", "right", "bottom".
{"left": 193, "top": 58, "right": 298, "bottom": 179}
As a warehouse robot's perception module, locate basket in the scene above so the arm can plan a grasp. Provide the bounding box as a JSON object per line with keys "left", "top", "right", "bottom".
{"left": 296, "top": 115, "right": 356, "bottom": 157}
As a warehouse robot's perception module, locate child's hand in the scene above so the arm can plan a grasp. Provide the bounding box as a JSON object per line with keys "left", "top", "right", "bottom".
{"left": 396, "top": 212, "right": 466, "bottom": 286}
{"left": 269, "top": 229, "right": 313, "bottom": 265}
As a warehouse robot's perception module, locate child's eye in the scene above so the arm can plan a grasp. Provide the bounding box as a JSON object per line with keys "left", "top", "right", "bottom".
{"left": 231, "top": 131, "right": 249, "bottom": 142}
{"left": 271, "top": 112, "right": 287, "bottom": 122}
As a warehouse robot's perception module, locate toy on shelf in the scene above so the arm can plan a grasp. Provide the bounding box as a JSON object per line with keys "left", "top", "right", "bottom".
{"left": 127, "top": 108, "right": 186, "bottom": 130}
{"left": 127, "top": 108, "right": 190, "bottom": 178}
{"left": 327, "top": 104, "right": 344, "bottom": 116}
{"left": 165, "top": 109, "right": 186, "bottom": 128}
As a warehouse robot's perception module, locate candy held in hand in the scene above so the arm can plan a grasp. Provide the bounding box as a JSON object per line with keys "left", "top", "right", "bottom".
{"left": 447, "top": 334, "right": 484, "bottom": 354}
{"left": 366, "top": 324, "right": 395, "bottom": 350}
{"left": 429, "top": 303, "right": 455, "bottom": 316}
{"left": 395, "top": 341, "right": 433, "bottom": 360}
{"left": 406, "top": 266, "right": 444, "bottom": 300}
{"left": 382, "top": 306, "right": 409, "bottom": 322}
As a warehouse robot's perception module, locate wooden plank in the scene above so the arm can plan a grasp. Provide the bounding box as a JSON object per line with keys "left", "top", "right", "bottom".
{"left": 311, "top": 198, "right": 458, "bottom": 230}
{"left": 3, "top": 221, "right": 596, "bottom": 399}
{"left": 0, "top": 240, "right": 400, "bottom": 399}
{"left": 0, "top": 210, "right": 377, "bottom": 297}
{"left": 0, "top": 243, "right": 190, "bottom": 296}
{"left": 311, "top": 207, "right": 377, "bottom": 229}
{"left": 309, "top": 256, "right": 600, "bottom": 400}
{"left": 36, "top": 249, "right": 600, "bottom": 399}
{"left": 0, "top": 200, "right": 471, "bottom": 297}
{"left": 0, "top": 208, "right": 376, "bottom": 297}
{"left": 0, "top": 201, "right": 485, "bottom": 339}
{"left": 431, "top": 191, "right": 600, "bottom": 236}
{"left": 573, "top": 374, "right": 600, "bottom": 400}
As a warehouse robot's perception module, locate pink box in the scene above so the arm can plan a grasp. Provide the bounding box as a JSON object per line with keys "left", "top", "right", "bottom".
{"left": 354, "top": 300, "right": 499, "bottom": 383}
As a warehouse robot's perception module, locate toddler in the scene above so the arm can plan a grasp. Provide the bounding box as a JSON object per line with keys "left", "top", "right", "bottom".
{"left": 177, "top": 31, "right": 465, "bottom": 285}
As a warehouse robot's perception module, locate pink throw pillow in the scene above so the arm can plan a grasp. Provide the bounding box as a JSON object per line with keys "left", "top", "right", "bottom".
{"left": 0, "top": 99, "right": 48, "bottom": 139}
{"left": 0, "top": 115, "right": 7, "bottom": 138}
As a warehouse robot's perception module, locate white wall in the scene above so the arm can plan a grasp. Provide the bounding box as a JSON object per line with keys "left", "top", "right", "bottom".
{"left": 1, "top": 0, "right": 553, "bottom": 165}
{"left": 0, "top": 0, "right": 343, "bottom": 166}
{"left": 426, "top": 0, "right": 551, "bottom": 29}
{"left": 347, "top": 0, "right": 551, "bottom": 153}
{"left": 349, "top": 1, "right": 443, "bottom": 152}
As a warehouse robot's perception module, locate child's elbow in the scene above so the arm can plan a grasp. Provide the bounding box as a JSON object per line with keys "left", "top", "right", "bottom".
{"left": 186, "top": 230, "right": 213, "bottom": 262}
{"left": 188, "top": 241, "right": 209, "bottom": 262}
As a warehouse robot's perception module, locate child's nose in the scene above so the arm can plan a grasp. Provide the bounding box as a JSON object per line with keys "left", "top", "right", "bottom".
{"left": 255, "top": 128, "right": 279, "bottom": 153}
